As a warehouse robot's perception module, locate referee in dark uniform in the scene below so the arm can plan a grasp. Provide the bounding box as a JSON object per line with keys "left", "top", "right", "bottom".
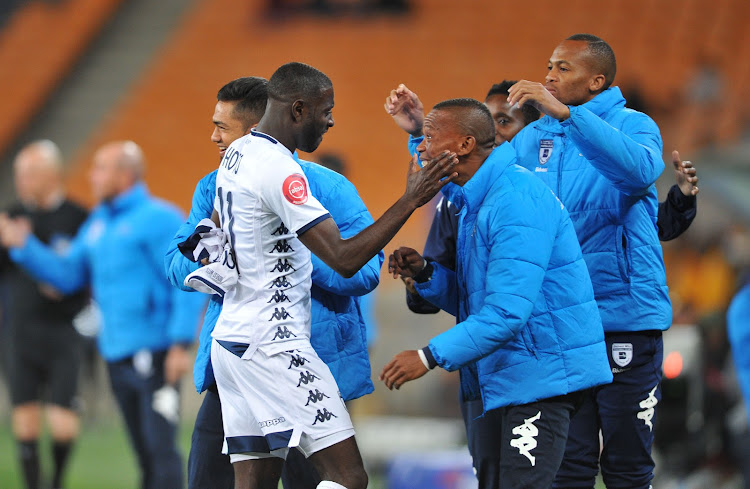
{"left": 0, "top": 140, "right": 88, "bottom": 489}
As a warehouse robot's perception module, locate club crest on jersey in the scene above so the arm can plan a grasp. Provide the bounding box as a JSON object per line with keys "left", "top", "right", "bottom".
{"left": 538, "top": 139, "right": 553, "bottom": 165}
{"left": 283, "top": 174, "right": 308, "bottom": 205}
{"left": 612, "top": 342, "right": 633, "bottom": 367}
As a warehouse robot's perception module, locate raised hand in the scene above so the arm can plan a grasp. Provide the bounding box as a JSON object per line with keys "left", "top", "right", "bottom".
{"left": 672, "top": 150, "right": 699, "bottom": 196}
{"left": 507, "top": 80, "right": 571, "bottom": 121}
{"left": 402, "top": 152, "right": 457, "bottom": 208}
{"left": 385, "top": 83, "right": 425, "bottom": 137}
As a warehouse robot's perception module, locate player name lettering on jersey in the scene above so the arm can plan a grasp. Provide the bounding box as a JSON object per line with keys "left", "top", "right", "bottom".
{"left": 221, "top": 146, "right": 243, "bottom": 175}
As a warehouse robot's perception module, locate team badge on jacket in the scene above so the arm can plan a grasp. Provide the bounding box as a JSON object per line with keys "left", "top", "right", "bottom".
{"left": 538, "top": 139, "right": 553, "bottom": 165}
{"left": 611, "top": 343, "right": 633, "bottom": 367}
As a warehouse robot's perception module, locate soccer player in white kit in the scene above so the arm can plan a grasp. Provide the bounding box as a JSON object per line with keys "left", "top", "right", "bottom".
{"left": 210, "top": 62, "right": 459, "bottom": 489}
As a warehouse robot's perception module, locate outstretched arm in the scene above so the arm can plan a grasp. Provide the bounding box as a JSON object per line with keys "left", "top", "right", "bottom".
{"left": 658, "top": 150, "right": 698, "bottom": 241}
{"left": 298, "top": 152, "right": 457, "bottom": 278}
{"left": 309, "top": 175, "right": 383, "bottom": 296}
{"left": 0, "top": 213, "right": 90, "bottom": 294}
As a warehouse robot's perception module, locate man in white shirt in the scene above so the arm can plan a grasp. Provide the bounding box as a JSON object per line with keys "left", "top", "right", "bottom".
{"left": 211, "top": 62, "right": 458, "bottom": 489}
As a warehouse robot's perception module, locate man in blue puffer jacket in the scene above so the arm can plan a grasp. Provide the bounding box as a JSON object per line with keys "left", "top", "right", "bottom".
{"left": 0, "top": 141, "right": 206, "bottom": 489}
{"left": 507, "top": 34, "right": 672, "bottom": 489}
{"left": 163, "top": 77, "right": 382, "bottom": 489}
{"left": 382, "top": 98, "right": 612, "bottom": 489}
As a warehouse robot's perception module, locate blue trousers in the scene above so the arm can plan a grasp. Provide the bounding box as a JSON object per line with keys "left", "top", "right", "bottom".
{"left": 554, "top": 331, "right": 663, "bottom": 489}
{"left": 107, "top": 350, "right": 183, "bottom": 489}
{"left": 187, "top": 384, "right": 320, "bottom": 489}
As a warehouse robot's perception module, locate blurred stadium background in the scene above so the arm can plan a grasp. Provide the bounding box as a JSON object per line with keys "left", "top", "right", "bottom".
{"left": 1, "top": 0, "right": 750, "bottom": 487}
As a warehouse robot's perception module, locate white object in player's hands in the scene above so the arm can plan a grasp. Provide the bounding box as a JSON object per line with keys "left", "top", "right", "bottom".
{"left": 185, "top": 242, "right": 238, "bottom": 297}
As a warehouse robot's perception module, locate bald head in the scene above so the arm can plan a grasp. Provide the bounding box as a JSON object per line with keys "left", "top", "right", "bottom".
{"left": 565, "top": 33, "right": 617, "bottom": 90}
{"left": 419, "top": 99, "right": 495, "bottom": 187}
{"left": 14, "top": 140, "right": 65, "bottom": 207}
{"left": 432, "top": 98, "right": 496, "bottom": 150}
{"left": 89, "top": 141, "right": 146, "bottom": 202}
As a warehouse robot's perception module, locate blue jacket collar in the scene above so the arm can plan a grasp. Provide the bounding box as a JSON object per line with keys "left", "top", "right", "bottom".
{"left": 538, "top": 86, "right": 626, "bottom": 134}
{"left": 106, "top": 182, "right": 148, "bottom": 213}
{"left": 442, "top": 143, "right": 516, "bottom": 214}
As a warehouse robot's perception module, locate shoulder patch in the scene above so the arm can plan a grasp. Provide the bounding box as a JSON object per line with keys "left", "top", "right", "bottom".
{"left": 283, "top": 174, "right": 309, "bottom": 205}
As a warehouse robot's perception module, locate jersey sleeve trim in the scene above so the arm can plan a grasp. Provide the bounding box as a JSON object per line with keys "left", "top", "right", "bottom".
{"left": 296, "top": 213, "right": 331, "bottom": 235}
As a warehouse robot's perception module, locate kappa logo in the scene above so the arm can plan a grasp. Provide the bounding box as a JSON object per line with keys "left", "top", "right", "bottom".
{"left": 269, "top": 276, "right": 292, "bottom": 289}
{"left": 612, "top": 343, "right": 633, "bottom": 368}
{"left": 538, "top": 139, "right": 553, "bottom": 165}
{"left": 287, "top": 353, "right": 309, "bottom": 369}
{"left": 637, "top": 385, "right": 659, "bottom": 431}
{"left": 509, "top": 411, "right": 542, "bottom": 466}
{"left": 273, "top": 325, "right": 296, "bottom": 338}
{"left": 312, "top": 408, "right": 337, "bottom": 425}
{"left": 271, "top": 259, "right": 296, "bottom": 273}
{"left": 272, "top": 325, "right": 297, "bottom": 340}
{"left": 272, "top": 223, "right": 290, "bottom": 236}
{"left": 283, "top": 174, "right": 308, "bottom": 205}
{"left": 297, "top": 370, "right": 320, "bottom": 387}
{"left": 267, "top": 290, "right": 290, "bottom": 304}
{"left": 269, "top": 308, "right": 294, "bottom": 322}
{"left": 305, "top": 389, "right": 330, "bottom": 406}
{"left": 271, "top": 239, "right": 294, "bottom": 254}
{"left": 258, "top": 417, "right": 286, "bottom": 428}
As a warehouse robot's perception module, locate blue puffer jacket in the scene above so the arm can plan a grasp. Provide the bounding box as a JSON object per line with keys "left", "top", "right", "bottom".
{"left": 416, "top": 144, "right": 612, "bottom": 411}
{"left": 164, "top": 161, "right": 382, "bottom": 400}
{"left": 727, "top": 282, "right": 750, "bottom": 423}
{"left": 10, "top": 183, "right": 205, "bottom": 361}
{"left": 510, "top": 87, "right": 672, "bottom": 333}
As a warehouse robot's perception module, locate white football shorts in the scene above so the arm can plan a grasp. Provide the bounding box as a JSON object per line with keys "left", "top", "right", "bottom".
{"left": 211, "top": 339, "right": 355, "bottom": 462}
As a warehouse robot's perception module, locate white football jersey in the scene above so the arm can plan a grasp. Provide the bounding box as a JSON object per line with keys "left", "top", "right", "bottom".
{"left": 212, "top": 130, "right": 331, "bottom": 357}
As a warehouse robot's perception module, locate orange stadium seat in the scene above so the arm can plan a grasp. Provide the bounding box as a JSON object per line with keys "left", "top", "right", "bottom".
{"left": 0, "top": 0, "right": 123, "bottom": 160}
{"left": 58, "top": 0, "right": 747, "bottom": 249}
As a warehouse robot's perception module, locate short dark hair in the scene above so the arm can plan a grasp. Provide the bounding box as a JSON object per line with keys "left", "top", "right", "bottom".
{"left": 216, "top": 76, "right": 268, "bottom": 125}
{"left": 432, "top": 98, "right": 495, "bottom": 148}
{"left": 485, "top": 80, "right": 541, "bottom": 125}
{"left": 566, "top": 33, "right": 617, "bottom": 90}
{"left": 267, "top": 62, "right": 332, "bottom": 102}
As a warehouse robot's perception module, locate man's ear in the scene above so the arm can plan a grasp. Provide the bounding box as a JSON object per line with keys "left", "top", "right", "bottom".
{"left": 588, "top": 74, "right": 606, "bottom": 94}
{"left": 292, "top": 100, "right": 305, "bottom": 122}
{"left": 456, "top": 135, "right": 476, "bottom": 156}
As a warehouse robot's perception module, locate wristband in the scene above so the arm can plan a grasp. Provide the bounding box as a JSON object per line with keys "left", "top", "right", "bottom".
{"left": 417, "top": 349, "right": 430, "bottom": 370}
{"left": 419, "top": 346, "right": 438, "bottom": 369}
{"left": 413, "top": 261, "right": 434, "bottom": 283}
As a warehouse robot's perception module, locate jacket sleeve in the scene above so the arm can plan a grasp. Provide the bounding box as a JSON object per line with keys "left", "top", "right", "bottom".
{"left": 407, "top": 196, "right": 458, "bottom": 314}
{"left": 408, "top": 135, "right": 423, "bottom": 157}
{"left": 427, "top": 191, "right": 557, "bottom": 372}
{"left": 727, "top": 284, "right": 750, "bottom": 423}
{"left": 164, "top": 175, "right": 215, "bottom": 291}
{"left": 657, "top": 184, "right": 697, "bottom": 241}
{"left": 561, "top": 105, "right": 664, "bottom": 196}
{"left": 310, "top": 176, "right": 382, "bottom": 296}
{"left": 149, "top": 207, "right": 205, "bottom": 345}
{"left": 414, "top": 261, "right": 458, "bottom": 317}
{"left": 8, "top": 220, "right": 91, "bottom": 294}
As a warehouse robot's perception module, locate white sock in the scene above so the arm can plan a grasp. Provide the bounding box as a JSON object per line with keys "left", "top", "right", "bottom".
{"left": 316, "top": 482, "right": 348, "bottom": 489}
